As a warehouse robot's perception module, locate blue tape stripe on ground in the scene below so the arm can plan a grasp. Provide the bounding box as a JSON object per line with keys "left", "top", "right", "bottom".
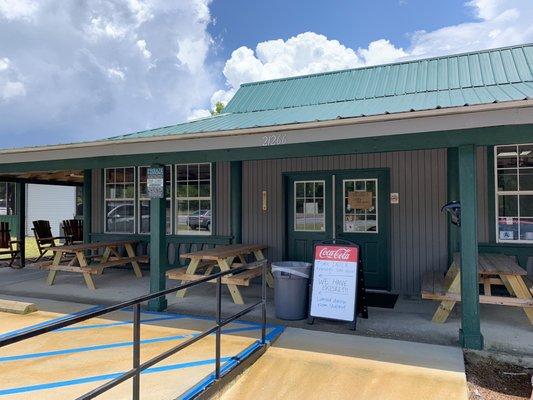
{"left": 179, "top": 324, "right": 285, "bottom": 400}
{"left": 0, "top": 305, "right": 104, "bottom": 341}
{"left": 0, "top": 325, "right": 263, "bottom": 363}
{"left": 0, "top": 356, "right": 232, "bottom": 396}
{"left": 57, "top": 315, "right": 182, "bottom": 332}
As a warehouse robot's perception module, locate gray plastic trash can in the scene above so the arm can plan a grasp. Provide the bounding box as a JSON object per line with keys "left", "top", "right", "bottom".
{"left": 272, "top": 261, "right": 312, "bottom": 320}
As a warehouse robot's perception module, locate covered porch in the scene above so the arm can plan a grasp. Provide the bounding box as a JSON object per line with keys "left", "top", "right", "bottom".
{"left": 1, "top": 118, "right": 532, "bottom": 351}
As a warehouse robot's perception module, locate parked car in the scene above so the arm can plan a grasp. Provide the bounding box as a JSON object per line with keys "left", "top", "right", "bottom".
{"left": 106, "top": 203, "right": 135, "bottom": 232}
{"left": 187, "top": 210, "right": 211, "bottom": 231}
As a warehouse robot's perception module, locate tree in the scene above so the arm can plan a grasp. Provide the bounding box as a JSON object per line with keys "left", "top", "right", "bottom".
{"left": 211, "top": 101, "right": 225, "bottom": 116}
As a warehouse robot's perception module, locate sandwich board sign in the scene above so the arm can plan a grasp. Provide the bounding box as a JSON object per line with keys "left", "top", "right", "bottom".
{"left": 308, "top": 241, "right": 367, "bottom": 330}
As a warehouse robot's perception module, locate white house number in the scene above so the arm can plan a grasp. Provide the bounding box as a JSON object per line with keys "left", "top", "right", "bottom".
{"left": 262, "top": 134, "right": 287, "bottom": 146}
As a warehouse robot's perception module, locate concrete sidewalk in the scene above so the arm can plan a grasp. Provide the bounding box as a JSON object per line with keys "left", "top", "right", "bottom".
{"left": 0, "top": 266, "right": 531, "bottom": 359}
{"left": 219, "top": 327, "right": 468, "bottom": 400}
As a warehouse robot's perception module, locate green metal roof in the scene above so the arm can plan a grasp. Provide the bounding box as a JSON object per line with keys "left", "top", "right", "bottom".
{"left": 112, "top": 43, "right": 533, "bottom": 140}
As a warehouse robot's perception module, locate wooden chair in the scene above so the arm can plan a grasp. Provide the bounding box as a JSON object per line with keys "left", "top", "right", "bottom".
{"left": 0, "top": 222, "right": 21, "bottom": 268}
{"left": 32, "top": 220, "right": 68, "bottom": 262}
{"left": 62, "top": 219, "right": 84, "bottom": 245}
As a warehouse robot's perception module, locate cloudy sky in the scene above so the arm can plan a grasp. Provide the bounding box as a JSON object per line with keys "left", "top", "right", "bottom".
{"left": 0, "top": 0, "right": 531, "bottom": 148}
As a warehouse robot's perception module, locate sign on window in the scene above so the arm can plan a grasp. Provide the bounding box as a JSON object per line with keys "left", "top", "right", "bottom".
{"left": 147, "top": 167, "right": 164, "bottom": 198}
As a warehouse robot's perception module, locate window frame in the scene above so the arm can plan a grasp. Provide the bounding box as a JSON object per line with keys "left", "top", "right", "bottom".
{"left": 175, "top": 163, "right": 213, "bottom": 236}
{"left": 0, "top": 182, "right": 17, "bottom": 216}
{"left": 137, "top": 165, "right": 173, "bottom": 235}
{"left": 103, "top": 167, "right": 136, "bottom": 234}
{"left": 293, "top": 180, "right": 326, "bottom": 232}
{"left": 494, "top": 143, "right": 533, "bottom": 243}
{"left": 342, "top": 178, "right": 379, "bottom": 234}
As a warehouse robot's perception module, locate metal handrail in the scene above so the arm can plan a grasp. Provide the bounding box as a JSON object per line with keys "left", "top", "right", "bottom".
{"left": 0, "top": 262, "right": 268, "bottom": 400}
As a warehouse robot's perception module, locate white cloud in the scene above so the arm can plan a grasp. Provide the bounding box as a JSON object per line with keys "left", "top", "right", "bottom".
{"left": 136, "top": 39, "right": 151, "bottom": 59}
{"left": 187, "top": 108, "right": 211, "bottom": 121}
{"left": 0, "top": 0, "right": 37, "bottom": 21}
{"left": 0, "top": 0, "right": 217, "bottom": 147}
{"left": 200, "top": 0, "right": 533, "bottom": 113}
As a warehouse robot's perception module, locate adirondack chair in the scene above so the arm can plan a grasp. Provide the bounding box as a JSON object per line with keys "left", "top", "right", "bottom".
{"left": 0, "top": 222, "right": 21, "bottom": 268}
{"left": 32, "top": 220, "right": 68, "bottom": 261}
{"left": 62, "top": 219, "right": 83, "bottom": 245}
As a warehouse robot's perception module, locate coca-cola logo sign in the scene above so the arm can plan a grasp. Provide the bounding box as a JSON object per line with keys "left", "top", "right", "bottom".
{"left": 315, "top": 245, "right": 357, "bottom": 262}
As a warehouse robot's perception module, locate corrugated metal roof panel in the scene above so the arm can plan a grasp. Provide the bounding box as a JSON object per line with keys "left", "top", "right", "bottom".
{"left": 111, "top": 44, "right": 532, "bottom": 141}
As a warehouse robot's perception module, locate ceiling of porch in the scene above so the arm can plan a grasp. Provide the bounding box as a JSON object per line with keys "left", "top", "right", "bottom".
{"left": 0, "top": 170, "right": 84, "bottom": 185}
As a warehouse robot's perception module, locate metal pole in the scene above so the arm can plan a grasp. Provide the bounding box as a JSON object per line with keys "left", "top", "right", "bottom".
{"left": 261, "top": 262, "right": 266, "bottom": 344}
{"left": 215, "top": 277, "right": 222, "bottom": 379}
{"left": 132, "top": 304, "right": 141, "bottom": 400}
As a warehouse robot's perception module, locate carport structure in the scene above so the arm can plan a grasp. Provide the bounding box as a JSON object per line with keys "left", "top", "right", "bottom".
{"left": 1, "top": 43, "right": 533, "bottom": 350}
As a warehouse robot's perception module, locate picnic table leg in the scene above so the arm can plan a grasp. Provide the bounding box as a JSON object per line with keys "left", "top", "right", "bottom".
{"left": 503, "top": 275, "right": 533, "bottom": 324}
{"left": 124, "top": 243, "right": 143, "bottom": 278}
{"left": 253, "top": 250, "right": 274, "bottom": 288}
{"left": 432, "top": 267, "right": 461, "bottom": 323}
{"left": 176, "top": 258, "right": 200, "bottom": 298}
{"left": 76, "top": 251, "right": 96, "bottom": 290}
{"left": 98, "top": 247, "right": 112, "bottom": 275}
{"left": 47, "top": 251, "right": 63, "bottom": 286}
{"left": 218, "top": 258, "right": 244, "bottom": 305}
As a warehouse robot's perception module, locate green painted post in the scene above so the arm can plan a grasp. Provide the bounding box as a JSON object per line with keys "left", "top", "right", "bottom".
{"left": 447, "top": 148, "right": 460, "bottom": 264}
{"left": 16, "top": 182, "right": 25, "bottom": 268}
{"left": 458, "top": 145, "right": 483, "bottom": 350}
{"left": 148, "top": 165, "right": 168, "bottom": 311}
{"left": 83, "top": 170, "right": 92, "bottom": 243}
{"left": 230, "top": 161, "right": 243, "bottom": 243}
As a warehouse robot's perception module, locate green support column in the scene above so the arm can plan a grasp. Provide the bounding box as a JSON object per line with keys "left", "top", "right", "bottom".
{"left": 148, "top": 165, "right": 168, "bottom": 311}
{"left": 458, "top": 145, "right": 483, "bottom": 350}
{"left": 83, "top": 170, "right": 92, "bottom": 243}
{"left": 447, "top": 148, "right": 460, "bottom": 264}
{"left": 16, "top": 182, "right": 25, "bottom": 268}
{"left": 230, "top": 161, "right": 243, "bottom": 243}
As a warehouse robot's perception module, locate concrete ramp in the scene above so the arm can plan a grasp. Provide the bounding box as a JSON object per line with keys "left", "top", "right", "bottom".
{"left": 218, "top": 328, "right": 468, "bottom": 400}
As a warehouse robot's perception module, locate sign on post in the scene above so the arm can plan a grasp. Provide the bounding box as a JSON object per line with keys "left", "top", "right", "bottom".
{"left": 147, "top": 167, "right": 165, "bottom": 198}
{"left": 309, "top": 242, "right": 367, "bottom": 329}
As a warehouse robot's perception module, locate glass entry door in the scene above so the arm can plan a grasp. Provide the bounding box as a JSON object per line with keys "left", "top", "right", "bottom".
{"left": 286, "top": 169, "right": 390, "bottom": 291}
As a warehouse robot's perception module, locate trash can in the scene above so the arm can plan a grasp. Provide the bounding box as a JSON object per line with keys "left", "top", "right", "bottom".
{"left": 272, "top": 261, "right": 312, "bottom": 320}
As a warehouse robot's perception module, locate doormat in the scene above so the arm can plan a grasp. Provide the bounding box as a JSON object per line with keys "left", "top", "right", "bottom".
{"left": 365, "top": 292, "right": 398, "bottom": 309}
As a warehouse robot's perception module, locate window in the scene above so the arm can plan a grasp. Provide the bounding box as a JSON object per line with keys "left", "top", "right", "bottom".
{"left": 138, "top": 166, "right": 172, "bottom": 234}
{"left": 105, "top": 167, "right": 135, "bottom": 233}
{"left": 294, "top": 181, "right": 325, "bottom": 232}
{"left": 495, "top": 144, "right": 533, "bottom": 242}
{"left": 0, "top": 182, "right": 16, "bottom": 215}
{"left": 176, "top": 163, "right": 212, "bottom": 235}
{"left": 343, "top": 179, "right": 378, "bottom": 233}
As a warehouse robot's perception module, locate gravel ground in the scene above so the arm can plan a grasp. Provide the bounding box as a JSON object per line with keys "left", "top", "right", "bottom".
{"left": 465, "top": 351, "right": 532, "bottom": 400}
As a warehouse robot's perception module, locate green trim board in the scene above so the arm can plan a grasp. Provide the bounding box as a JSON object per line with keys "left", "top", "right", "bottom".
{"left": 16, "top": 183, "right": 25, "bottom": 268}
{"left": 1, "top": 124, "right": 532, "bottom": 174}
{"left": 458, "top": 144, "right": 483, "bottom": 350}
{"left": 83, "top": 170, "right": 92, "bottom": 243}
{"left": 486, "top": 146, "right": 496, "bottom": 243}
{"left": 230, "top": 161, "right": 242, "bottom": 243}
{"left": 447, "top": 148, "right": 460, "bottom": 264}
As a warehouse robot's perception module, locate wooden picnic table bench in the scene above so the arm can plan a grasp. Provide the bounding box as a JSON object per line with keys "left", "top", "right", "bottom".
{"left": 422, "top": 253, "right": 533, "bottom": 324}
{"left": 166, "top": 243, "right": 274, "bottom": 305}
{"left": 37, "top": 240, "right": 143, "bottom": 290}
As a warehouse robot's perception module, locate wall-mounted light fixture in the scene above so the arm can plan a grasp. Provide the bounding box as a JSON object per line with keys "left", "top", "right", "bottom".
{"left": 262, "top": 190, "right": 268, "bottom": 212}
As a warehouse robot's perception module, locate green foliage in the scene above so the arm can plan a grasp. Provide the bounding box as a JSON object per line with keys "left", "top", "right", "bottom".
{"left": 211, "top": 101, "right": 225, "bottom": 116}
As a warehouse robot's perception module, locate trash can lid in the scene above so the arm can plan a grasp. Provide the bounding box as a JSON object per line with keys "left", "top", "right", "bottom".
{"left": 271, "top": 261, "right": 312, "bottom": 278}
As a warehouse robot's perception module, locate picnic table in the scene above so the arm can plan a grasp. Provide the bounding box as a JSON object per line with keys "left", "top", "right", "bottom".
{"left": 39, "top": 240, "right": 143, "bottom": 290}
{"left": 166, "top": 244, "right": 274, "bottom": 305}
{"left": 422, "top": 253, "right": 533, "bottom": 324}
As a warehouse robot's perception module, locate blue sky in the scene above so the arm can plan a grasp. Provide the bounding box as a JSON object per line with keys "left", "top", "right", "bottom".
{"left": 209, "top": 0, "right": 470, "bottom": 62}
{"left": 0, "top": 0, "right": 531, "bottom": 148}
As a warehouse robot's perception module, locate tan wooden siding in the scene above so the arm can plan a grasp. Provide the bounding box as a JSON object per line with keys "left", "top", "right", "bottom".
{"left": 242, "top": 150, "right": 450, "bottom": 295}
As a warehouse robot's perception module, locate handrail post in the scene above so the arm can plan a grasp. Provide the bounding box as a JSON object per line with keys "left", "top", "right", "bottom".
{"left": 261, "top": 262, "right": 266, "bottom": 344}
{"left": 215, "top": 276, "right": 222, "bottom": 379}
{"left": 132, "top": 304, "right": 141, "bottom": 400}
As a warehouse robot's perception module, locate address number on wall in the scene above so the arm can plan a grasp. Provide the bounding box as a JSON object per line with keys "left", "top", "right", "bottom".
{"left": 262, "top": 134, "right": 287, "bottom": 146}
